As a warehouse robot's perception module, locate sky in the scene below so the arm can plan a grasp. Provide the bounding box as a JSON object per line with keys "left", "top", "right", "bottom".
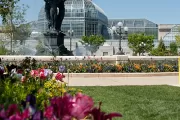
{"left": 1, "top": 0, "right": 180, "bottom": 24}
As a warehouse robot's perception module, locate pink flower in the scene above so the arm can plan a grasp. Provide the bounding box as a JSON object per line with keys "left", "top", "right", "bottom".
{"left": 17, "top": 69, "right": 23, "bottom": 74}
{"left": 69, "top": 93, "right": 94, "bottom": 119}
{"left": 9, "top": 114, "right": 22, "bottom": 120}
{"left": 39, "top": 71, "right": 46, "bottom": 80}
{"left": 21, "top": 109, "right": 29, "bottom": 119}
{"left": 45, "top": 93, "right": 93, "bottom": 119}
{"left": 89, "top": 102, "right": 122, "bottom": 120}
{"left": 0, "top": 108, "right": 6, "bottom": 119}
{"left": 44, "top": 106, "right": 54, "bottom": 119}
{"left": 55, "top": 72, "right": 65, "bottom": 82}
{"left": 21, "top": 76, "right": 26, "bottom": 83}
{"left": 6, "top": 104, "right": 19, "bottom": 117}
{"left": 30, "top": 70, "right": 39, "bottom": 77}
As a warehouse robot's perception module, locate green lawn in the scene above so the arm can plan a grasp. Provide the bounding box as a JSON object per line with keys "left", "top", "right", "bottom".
{"left": 77, "top": 86, "right": 180, "bottom": 120}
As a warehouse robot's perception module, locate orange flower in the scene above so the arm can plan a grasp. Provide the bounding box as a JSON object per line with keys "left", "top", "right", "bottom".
{"left": 116, "top": 64, "right": 122, "bottom": 71}
{"left": 97, "top": 66, "right": 102, "bottom": 71}
{"left": 148, "top": 64, "right": 156, "bottom": 69}
{"left": 79, "top": 64, "right": 83, "bottom": 69}
{"left": 134, "top": 64, "right": 141, "bottom": 71}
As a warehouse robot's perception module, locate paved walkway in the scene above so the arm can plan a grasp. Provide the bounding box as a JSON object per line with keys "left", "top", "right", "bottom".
{"left": 63, "top": 76, "right": 179, "bottom": 86}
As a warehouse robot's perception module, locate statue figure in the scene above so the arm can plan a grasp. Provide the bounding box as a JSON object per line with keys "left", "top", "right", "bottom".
{"left": 44, "top": 0, "right": 73, "bottom": 56}
{"left": 44, "top": 0, "right": 66, "bottom": 32}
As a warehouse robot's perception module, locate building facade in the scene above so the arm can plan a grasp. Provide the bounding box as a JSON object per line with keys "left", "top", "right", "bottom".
{"left": 37, "top": 0, "right": 109, "bottom": 39}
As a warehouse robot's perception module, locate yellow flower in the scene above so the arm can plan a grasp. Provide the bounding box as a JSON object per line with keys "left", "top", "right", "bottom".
{"left": 78, "top": 89, "right": 83, "bottom": 93}
{"left": 61, "top": 88, "right": 66, "bottom": 93}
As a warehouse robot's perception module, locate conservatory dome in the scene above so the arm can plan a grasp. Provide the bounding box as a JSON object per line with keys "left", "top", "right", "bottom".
{"left": 163, "top": 25, "right": 180, "bottom": 47}
{"left": 37, "top": 0, "right": 109, "bottom": 38}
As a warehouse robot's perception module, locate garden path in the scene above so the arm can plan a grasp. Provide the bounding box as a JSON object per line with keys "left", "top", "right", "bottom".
{"left": 63, "top": 76, "right": 178, "bottom": 86}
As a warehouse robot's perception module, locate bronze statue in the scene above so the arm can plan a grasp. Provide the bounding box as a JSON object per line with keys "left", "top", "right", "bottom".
{"left": 44, "top": 0, "right": 73, "bottom": 56}
{"left": 44, "top": 0, "right": 66, "bottom": 32}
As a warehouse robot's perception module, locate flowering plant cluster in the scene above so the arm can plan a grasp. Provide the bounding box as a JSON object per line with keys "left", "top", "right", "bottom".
{"left": 0, "top": 93, "right": 122, "bottom": 120}
{"left": 0, "top": 63, "right": 123, "bottom": 120}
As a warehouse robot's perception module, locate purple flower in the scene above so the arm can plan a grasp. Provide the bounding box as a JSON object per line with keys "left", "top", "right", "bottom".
{"left": 26, "top": 94, "right": 36, "bottom": 107}
{"left": 0, "top": 66, "right": 4, "bottom": 75}
{"left": 32, "top": 111, "right": 43, "bottom": 120}
{"left": 59, "top": 65, "right": 65, "bottom": 73}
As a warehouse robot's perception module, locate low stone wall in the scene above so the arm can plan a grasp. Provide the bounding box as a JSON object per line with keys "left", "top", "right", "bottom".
{"left": 0, "top": 55, "right": 178, "bottom": 64}
{"left": 58, "top": 72, "right": 178, "bottom": 78}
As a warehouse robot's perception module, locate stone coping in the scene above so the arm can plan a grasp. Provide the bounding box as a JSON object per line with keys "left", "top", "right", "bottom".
{"left": 55, "top": 72, "right": 178, "bottom": 77}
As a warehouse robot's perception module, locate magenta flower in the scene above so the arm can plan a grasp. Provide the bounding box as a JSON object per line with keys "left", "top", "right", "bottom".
{"left": 55, "top": 72, "right": 65, "bottom": 82}
{"left": 6, "top": 104, "right": 19, "bottom": 117}
{"left": 69, "top": 93, "right": 94, "bottom": 119}
{"left": 30, "top": 70, "right": 39, "bottom": 77}
{"left": 44, "top": 93, "right": 93, "bottom": 120}
{"left": 0, "top": 105, "right": 30, "bottom": 120}
{"left": 89, "top": 102, "right": 122, "bottom": 120}
{"left": 44, "top": 106, "right": 54, "bottom": 119}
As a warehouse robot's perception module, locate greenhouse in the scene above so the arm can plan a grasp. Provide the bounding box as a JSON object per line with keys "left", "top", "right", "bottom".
{"left": 37, "top": 0, "right": 109, "bottom": 39}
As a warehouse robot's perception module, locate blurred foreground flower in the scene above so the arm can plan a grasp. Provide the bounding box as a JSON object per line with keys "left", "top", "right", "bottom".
{"left": 44, "top": 93, "right": 94, "bottom": 119}
{"left": 89, "top": 102, "right": 122, "bottom": 120}
{"left": 0, "top": 93, "right": 122, "bottom": 120}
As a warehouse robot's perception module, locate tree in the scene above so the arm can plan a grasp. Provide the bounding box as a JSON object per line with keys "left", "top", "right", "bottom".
{"left": 13, "top": 23, "right": 31, "bottom": 44}
{"left": 150, "top": 38, "right": 166, "bottom": 56}
{"left": 128, "top": 33, "right": 154, "bottom": 56}
{"left": 0, "top": 0, "right": 20, "bottom": 23}
{"left": 170, "top": 42, "right": 178, "bottom": 55}
{"left": 175, "top": 26, "right": 180, "bottom": 47}
{"left": 79, "top": 35, "right": 105, "bottom": 55}
{"left": 1, "top": 0, "right": 29, "bottom": 54}
{"left": 0, "top": 41, "right": 8, "bottom": 55}
{"left": 157, "top": 37, "right": 166, "bottom": 52}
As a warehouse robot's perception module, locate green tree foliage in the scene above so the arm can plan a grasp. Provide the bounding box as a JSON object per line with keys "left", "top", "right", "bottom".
{"left": 150, "top": 38, "right": 167, "bottom": 56}
{"left": 79, "top": 35, "right": 105, "bottom": 55}
{"left": 0, "top": 41, "right": 8, "bottom": 55}
{"left": 176, "top": 35, "right": 180, "bottom": 47}
{"left": 0, "top": 0, "right": 20, "bottom": 23}
{"left": 175, "top": 27, "right": 180, "bottom": 47}
{"left": 13, "top": 23, "right": 31, "bottom": 44}
{"left": 170, "top": 42, "right": 178, "bottom": 55}
{"left": 157, "top": 37, "right": 166, "bottom": 52}
{"left": 128, "top": 33, "right": 154, "bottom": 56}
{"left": 1, "top": 1, "right": 29, "bottom": 54}
{"left": 150, "top": 38, "right": 178, "bottom": 56}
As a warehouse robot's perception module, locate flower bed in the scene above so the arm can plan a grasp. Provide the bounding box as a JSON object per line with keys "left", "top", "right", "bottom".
{"left": 0, "top": 57, "right": 178, "bottom": 74}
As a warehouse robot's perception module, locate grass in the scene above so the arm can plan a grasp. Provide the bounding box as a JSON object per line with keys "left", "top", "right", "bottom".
{"left": 77, "top": 86, "right": 180, "bottom": 120}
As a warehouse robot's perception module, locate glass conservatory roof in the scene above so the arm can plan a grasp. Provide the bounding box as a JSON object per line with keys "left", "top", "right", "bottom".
{"left": 38, "top": 0, "right": 107, "bottom": 21}
{"left": 163, "top": 25, "right": 180, "bottom": 46}
{"left": 163, "top": 25, "right": 180, "bottom": 41}
{"left": 92, "top": 2, "right": 106, "bottom": 16}
{"left": 108, "top": 19, "right": 158, "bottom": 28}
